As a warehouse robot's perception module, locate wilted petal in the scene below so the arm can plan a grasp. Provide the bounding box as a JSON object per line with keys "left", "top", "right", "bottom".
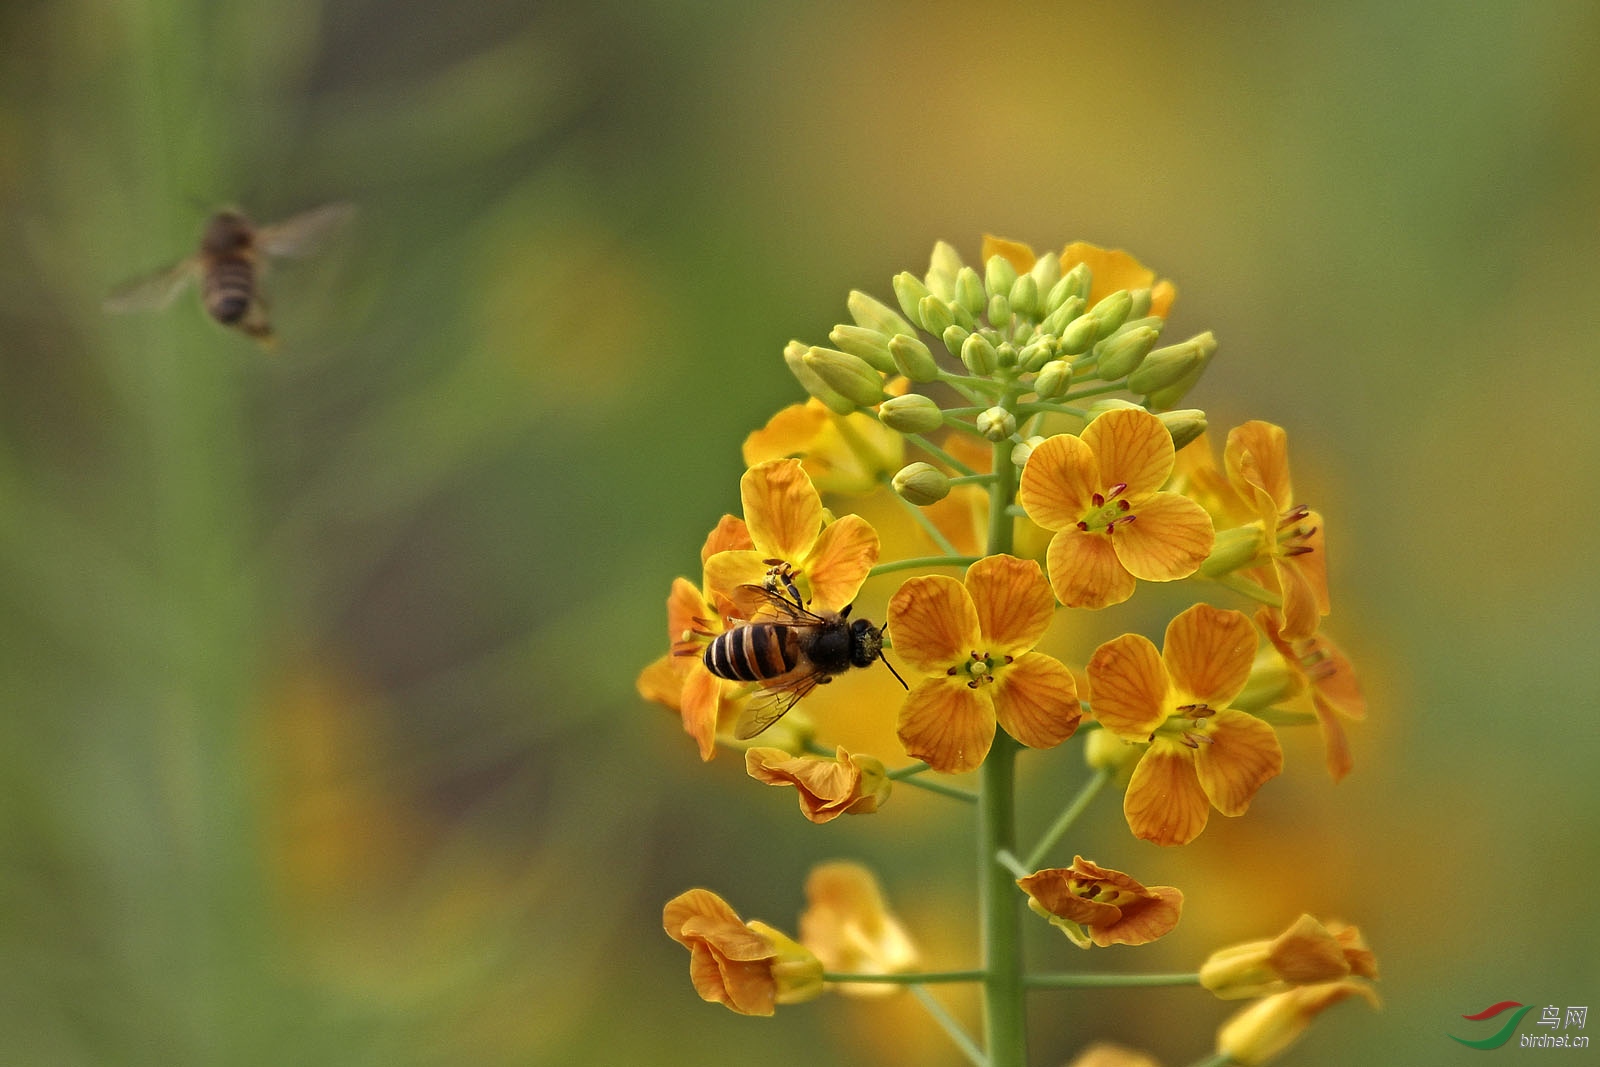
{"left": 1047, "top": 526, "right": 1138, "bottom": 609}
{"left": 1018, "top": 433, "right": 1098, "bottom": 531}
{"left": 993, "top": 652, "right": 1081, "bottom": 749}
{"left": 745, "top": 746, "right": 888, "bottom": 822}
{"left": 1162, "top": 603, "right": 1257, "bottom": 707}
{"left": 742, "top": 458, "right": 822, "bottom": 562}
{"left": 1194, "top": 710, "right": 1283, "bottom": 817}
{"left": 1087, "top": 633, "right": 1169, "bottom": 740}
{"left": 887, "top": 574, "right": 981, "bottom": 672}
{"left": 1124, "top": 741, "right": 1210, "bottom": 846}
{"left": 967, "top": 554, "right": 1056, "bottom": 654}
{"left": 664, "top": 889, "right": 778, "bottom": 1016}
{"left": 1090, "top": 884, "right": 1184, "bottom": 948}
{"left": 1114, "top": 492, "right": 1214, "bottom": 582}
{"left": 800, "top": 861, "right": 919, "bottom": 996}
{"left": 897, "top": 677, "right": 995, "bottom": 774}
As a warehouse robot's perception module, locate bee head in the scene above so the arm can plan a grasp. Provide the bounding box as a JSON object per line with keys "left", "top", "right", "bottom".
{"left": 848, "top": 617, "right": 884, "bottom": 668}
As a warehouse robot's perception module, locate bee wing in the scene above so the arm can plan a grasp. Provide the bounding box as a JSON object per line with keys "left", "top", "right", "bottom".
{"left": 256, "top": 202, "right": 356, "bottom": 258}
{"left": 733, "top": 670, "right": 823, "bottom": 741}
{"left": 729, "top": 583, "right": 818, "bottom": 624}
{"left": 102, "top": 258, "right": 200, "bottom": 313}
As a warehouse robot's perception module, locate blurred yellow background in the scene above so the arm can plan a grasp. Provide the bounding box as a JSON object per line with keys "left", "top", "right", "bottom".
{"left": 3, "top": 1, "right": 1596, "bottom": 1064}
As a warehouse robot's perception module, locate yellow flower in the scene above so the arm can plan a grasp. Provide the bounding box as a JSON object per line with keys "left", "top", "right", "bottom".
{"left": 703, "top": 458, "right": 879, "bottom": 612}
{"left": 745, "top": 745, "right": 891, "bottom": 822}
{"left": 1200, "top": 914, "right": 1379, "bottom": 999}
{"left": 743, "top": 398, "right": 905, "bottom": 495}
{"left": 1088, "top": 603, "right": 1283, "bottom": 845}
{"left": 1065, "top": 1043, "right": 1164, "bottom": 1067}
{"left": 662, "top": 889, "right": 824, "bottom": 1016}
{"left": 1258, "top": 607, "right": 1366, "bottom": 782}
{"left": 1224, "top": 421, "right": 1329, "bottom": 640}
{"left": 1017, "top": 856, "right": 1184, "bottom": 949}
{"left": 982, "top": 235, "right": 1177, "bottom": 318}
{"left": 888, "top": 554, "right": 1081, "bottom": 773}
{"left": 1216, "top": 979, "right": 1380, "bottom": 1065}
{"left": 798, "top": 861, "right": 919, "bottom": 997}
{"left": 1018, "top": 409, "right": 1215, "bottom": 609}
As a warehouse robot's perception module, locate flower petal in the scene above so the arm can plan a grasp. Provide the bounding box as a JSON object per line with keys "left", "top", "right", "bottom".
{"left": 1017, "top": 433, "right": 1098, "bottom": 532}
{"left": 1148, "top": 280, "right": 1176, "bottom": 319}
{"left": 887, "top": 574, "right": 980, "bottom": 672}
{"left": 1087, "top": 633, "right": 1168, "bottom": 739}
{"left": 702, "top": 549, "right": 775, "bottom": 608}
{"left": 1315, "top": 704, "right": 1354, "bottom": 784}
{"left": 1162, "top": 603, "right": 1257, "bottom": 707}
{"left": 1060, "top": 242, "right": 1156, "bottom": 306}
{"left": 1195, "top": 710, "right": 1283, "bottom": 816}
{"left": 1082, "top": 408, "right": 1174, "bottom": 498}
{"left": 743, "top": 402, "right": 829, "bottom": 468}
{"left": 700, "top": 514, "right": 754, "bottom": 564}
{"left": 1114, "top": 491, "right": 1214, "bottom": 582}
{"left": 994, "top": 652, "right": 1081, "bottom": 750}
{"left": 897, "top": 677, "right": 995, "bottom": 774}
{"left": 1224, "top": 421, "right": 1293, "bottom": 509}
{"left": 1046, "top": 527, "right": 1137, "bottom": 609}
{"left": 1090, "top": 885, "right": 1184, "bottom": 948}
{"left": 982, "top": 234, "right": 1038, "bottom": 273}
{"left": 1124, "top": 740, "right": 1211, "bottom": 846}
{"left": 967, "top": 554, "right": 1056, "bottom": 654}
{"left": 637, "top": 653, "right": 683, "bottom": 709}
{"left": 679, "top": 664, "right": 723, "bottom": 762}
{"left": 805, "top": 514, "right": 880, "bottom": 612}
{"left": 742, "top": 458, "right": 822, "bottom": 562}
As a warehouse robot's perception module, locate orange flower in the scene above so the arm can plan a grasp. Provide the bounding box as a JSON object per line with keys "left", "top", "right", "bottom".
{"left": 1200, "top": 914, "right": 1379, "bottom": 999}
{"left": 798, "top": 861, "right": 919, "bottom": 996}
{"left": 1224, "top": 421, "right": 1329, "bottom": 640}
{"left": 743, "top": 398, "right": 904, "bottom": 495}
{"left": 1216, "top": 979, "right": 1380, "bottom": 1065}
{"left": 982, "top": 236, "right": 1176, "bottom": 318}
{"left": 745, "top": 746, "right": 891, "bottom": 822}
{"left": 1088, "top": 603, "right": 1283, "bottom": 845}
{"left": 663, "top": 889, "right": 824, "bottom": 1016}
{"left": 888, "top": 554, "right": 1081, "bottom": 773}
{"left": 1018, "top": 409, "right": 1215, "bottom": 609}
{"left": 1258, "top": 607, "right": 1366, "bottom": 782}
{"left": 703, "top": 458, "right": 879, "bottom": 612}
{"left": 1017, "top": 856, "right": 1183, "bottom": 949}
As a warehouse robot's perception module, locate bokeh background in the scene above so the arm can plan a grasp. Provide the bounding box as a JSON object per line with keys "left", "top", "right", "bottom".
{"left": 3, "top": 1, "right": 1597, "bottom": 1064}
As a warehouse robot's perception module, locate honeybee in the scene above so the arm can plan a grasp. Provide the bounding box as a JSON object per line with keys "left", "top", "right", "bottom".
{"left": 103, "top": 202, "right": 355, "bottom": 346}
{"left": 704, "top": 574, "right": 906, "bottom": 741}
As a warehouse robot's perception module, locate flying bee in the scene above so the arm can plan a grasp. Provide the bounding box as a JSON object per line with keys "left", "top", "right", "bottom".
{"left": 703, "top": 577, "right": 906, "bottom": 741}
{"left": 103, "top": 202, "right": 355, "bottom": 347}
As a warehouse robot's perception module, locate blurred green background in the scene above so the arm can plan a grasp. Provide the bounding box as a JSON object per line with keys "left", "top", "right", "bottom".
{"left": 3, "top": 1, "right": 1597, "bottom": 1064}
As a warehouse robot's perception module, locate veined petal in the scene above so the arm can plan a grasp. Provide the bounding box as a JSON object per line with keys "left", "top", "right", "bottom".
{"left": 665, "top": 890, "right": 762, "bottom": 954}
{"left": 1114, "top": 492, "right": 1214, "bottom": 582}
{"left": 1195, "top": 710, "right": 1283, "bottom": 816}
{"left": 1163, "top": 604, "right": 1257, "bottom": 707}
{"left": 897, "top": 677, "right": 995, "bottom": 774}
{"left": 1297, "top": 511, "right": 1331, "bottom": 616}
{"left": 1315, "top": 705, "right": 1354, "bottom": 783}
{"left": 1087, "top": 633, "right": 1169, "bottom": 739}
{"left": 1082, "top": 408, "right": 1174, "bottom": 498}
{"left": 1225, "top": 421, "right": 1293, "bottom": 509}
{"left": 993, "top": 652, "right": 1081, "bottom": 749}
{"left": 1124, "top": 741, "right": 1210, "bottom": 846}
{"left": 743, "top": 402, "right": 830, "bottom": 468}
{"left": 1017, "top": 433, "right": 1098, "bottom": 532}
{"left": 701, "top": 514, "right": 754, "bottom": 565}
{"left": 680, "top": 665, "right": 723, "bottom": 761}
{"left": 804, "top": 514, "right": 880, "bottom": 612}
{"left": 1047, "top": 527, "right": 1137, "bottom": 609}
{"left": 1273, "top": 555, "right": 1323, "bottom": 642}
{"left": 968, "top": 554, "right": 1056, "bottom": 654}
{"left": 982, "top": 234, "right": 1038, "bottom": 273}
{"left": 703, "top": 550, "right": 776, "bottom": 608}
{"left": 742, "top": 458, "right": 822, "bottom": 562}
{"left": 887, "top": 575, "right": 981, "bottom": 672}
{"left": 1090, "top": 885, "right": 1184, "bottom": 948}
{"left": 692, "top": 947, "right": 774, "bottom": 1015}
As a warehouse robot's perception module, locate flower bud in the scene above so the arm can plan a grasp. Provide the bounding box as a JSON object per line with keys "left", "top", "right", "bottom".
{"left": 941, "top": 323, "right": 970, "bottom": 357}
{"left": 878, "top": 393, "right": 945, "bottom": 434}
{"left": 803, "top": 346, "right": 886, "bottom": 408}
{"left": 1092, "top": 324, "right": 1161, "bottom": 380}
{"left": 986, "top": 292, "right": 1011, "bottom": 328}
{"left": 918, "top": 294, "right": 956, "bottom": 337}
{"left": 1216, "top": 980, "right": 1380, "bottom": 1065}
{"left": 1055, "top": 260, "right": 1093, "bottom": 305}
{"left": 1009, "top": 272, "right": 1040, "bottom": 319}
{"left": 892, "top": 461, "right": 951, "bottom": 505}
{"left": 954, "top": 266, "right": 986, "bottom": 318}
{"left": 888, "top": 333, "right": 941, "bottom": 382}
{"left": 976, "top": 406, "right": 1016, "bottom": 441}
{"left": 1127, "top": 287, "right": 1153, "bottom": 319}
{"left": 1010, "top": 434, "right": 1046, "bottom": 468}
{"left": 1234, "top": 647, "right": 1302, "bottom": 711}
{"left": 1028, "top": 250, "right": 1061, "bottom": 294}
{"left": 1019, "top": 337, "right": 1056, "bottom": 372}
{"left": 829, "top": 324, "right": 896, "bottom": 373}
{"left": 892, "top": 271, "right": 934, "bottom": 325}
{"left": 1127, "top": 331, "right": 1217, "bottom": 396}
{"left": 1144, "top": 335, "right": 1217, "bottom": 410}
{"left": 984, "top": 254, "right": 1019, "bottom": 303}
{"left": 1088, "top": 289, "right": 1133, "bottom": 339}
{"left": 961, "top": 331, "right": 1000, "bottom": 376}
{"left": 994, "top": 341, "right": 1018, "bottom": 369}
{"left": 847, "top": 289, "right": 914, "bottom": 338}
{"left": 1033, "top": 358, "right": 1074, "bottom": 399}
{"left": 1038, "top": 294, "right": 1086, "bottom": 336}
{"left": 1200, "top": 525, "right": 1266, "bottom": 577}
{"left": 1158, "top": 408, "right": 1208, "bottom": 451}
{"left": 926, "top": 240, "right": 964, "bottom": 300}
{"left": 1058, "top": 311, "right": 1099, "bottom": 355}
{"left": 785, "top": 340, "right": 857, "bottom": 414}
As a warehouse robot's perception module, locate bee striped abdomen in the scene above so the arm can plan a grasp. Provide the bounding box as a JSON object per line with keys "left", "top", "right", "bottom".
{"left": 202, "top": 256, "right": 256, "bottom": 324}
{"left": 705, "top": 624, "right": 798, "bottom": 683}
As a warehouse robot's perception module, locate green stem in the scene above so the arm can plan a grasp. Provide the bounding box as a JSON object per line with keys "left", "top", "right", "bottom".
{"left": 949, "top": 473, "right": 997, "bottom": 487}
{"left": 911, "top": 985, "right": 988, "bottom": 1067}
{"left": 822, "top": 970, "right": 986, "bottom": 984}
{"left": 1209, "top": 572, "right": 1282, "bottom": 606}
{"left": 1025, "top": 972, "right": 1202, "bottom": 989}
{"left": 979, "top": 732, "right": 1025, "bottom": 1067}
{"left": 870, "top": 554, "right": 980, "bottom": 578}
{"left": 886, "top": 761, "right": 931, "bottom": 779}
{"left": 898, "top": 775, "right": 978, "bottom": 803}
{"left": 1014, "top": 402, "right": 1090, "bottom": 420}
{"left": 879, "top": 478, "right": 964, "bottom": 556}
{"left": 1058, "top": 381, "right": 1130, "bottom": 403}
{"left": 1022, "top": 767, "right": 1111, "bottom": 871}
{"left": 1187, "top": 1054, "right": 1237, "bottom": 1067}
{"left": 906, "top": 433, "right": 978, "bottom": 477}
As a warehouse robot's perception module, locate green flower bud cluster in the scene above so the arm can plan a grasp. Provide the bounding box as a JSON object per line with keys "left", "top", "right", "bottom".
{"left": 784, "top": 239, "right": 1221, "bottom": 508}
